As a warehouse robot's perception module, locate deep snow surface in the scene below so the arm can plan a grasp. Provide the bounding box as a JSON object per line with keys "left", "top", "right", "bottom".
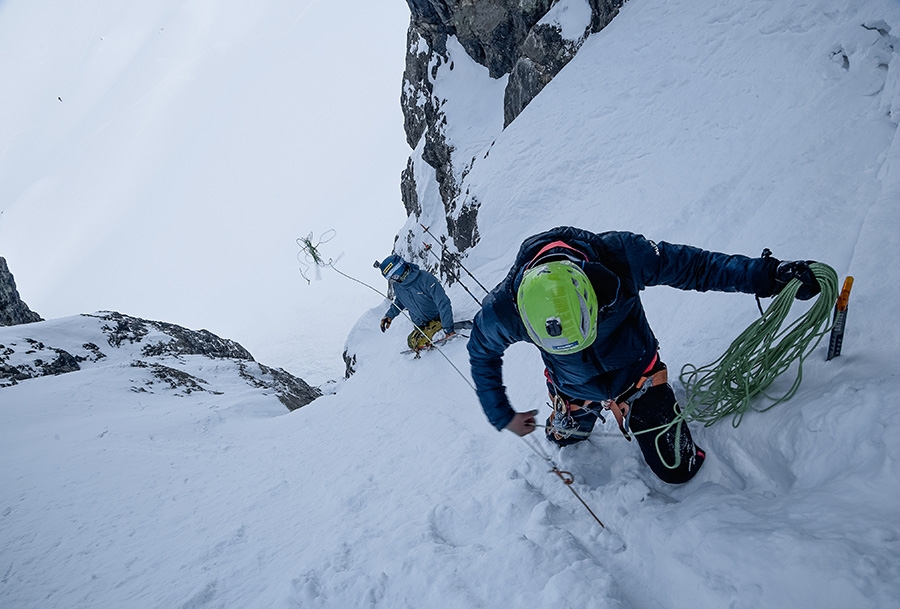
{"left": 3, "top": 0, "right": 900, "bottom": 608}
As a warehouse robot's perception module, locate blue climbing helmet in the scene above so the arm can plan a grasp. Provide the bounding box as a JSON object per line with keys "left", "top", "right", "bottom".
{"left": 376, "top": 254, "right": 408, "bottom": 282}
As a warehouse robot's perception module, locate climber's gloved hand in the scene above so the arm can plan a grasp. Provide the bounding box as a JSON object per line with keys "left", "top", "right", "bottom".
{"left": 380, "top": 317, "right": 392, "bottom": 333}
{"left": 774, "top": 260, "right": 821, "bottom": 300}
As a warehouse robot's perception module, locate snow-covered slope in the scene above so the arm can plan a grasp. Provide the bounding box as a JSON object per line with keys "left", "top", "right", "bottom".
{"left": 3, "top": 0, "right": 900, "bottom": 608}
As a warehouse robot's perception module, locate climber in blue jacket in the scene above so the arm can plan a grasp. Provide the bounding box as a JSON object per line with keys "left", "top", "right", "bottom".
{"left": 467, "top": 227, "right": 820, "bottom": 484}
{"left": 376, "top": 254, "right": 456, "bottom": 350}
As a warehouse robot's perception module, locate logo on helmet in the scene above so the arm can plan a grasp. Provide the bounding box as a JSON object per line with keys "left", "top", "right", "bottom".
{"left": 550, "top": 340, "right": 581, "bottom": 352}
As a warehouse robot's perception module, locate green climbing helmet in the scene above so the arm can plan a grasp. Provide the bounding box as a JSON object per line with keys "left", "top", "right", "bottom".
{"left": 517, "top": 260, "right": 598, "bottom": 354}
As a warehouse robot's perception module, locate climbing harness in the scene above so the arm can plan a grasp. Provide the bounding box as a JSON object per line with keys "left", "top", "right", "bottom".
{"left": 546, "top": 353, "right": 668, "bottom": 443}
{"left": 603, "top": 353, "right": 668, "bottom": 441}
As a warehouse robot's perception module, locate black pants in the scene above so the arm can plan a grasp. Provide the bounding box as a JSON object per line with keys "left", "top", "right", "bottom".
{"left": 546, "top": 383, "right": 704, "bottom": 484}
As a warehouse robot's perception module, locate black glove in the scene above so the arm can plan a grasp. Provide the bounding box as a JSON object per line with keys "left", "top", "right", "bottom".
{"left": 774, "top": 260, "right": 821, "bottom": 300}
{"left": 380, "top": 317, "right": 392, "bottom": 332}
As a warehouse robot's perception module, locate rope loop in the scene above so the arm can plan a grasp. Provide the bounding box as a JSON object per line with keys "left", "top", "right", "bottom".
{"left": 552, "top": 468, "right": 575, "bottom": 485}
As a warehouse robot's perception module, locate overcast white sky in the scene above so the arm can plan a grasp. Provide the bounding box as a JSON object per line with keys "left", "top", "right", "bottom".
{"left": 0, "top": 0, "right": 412, "bottom": 383}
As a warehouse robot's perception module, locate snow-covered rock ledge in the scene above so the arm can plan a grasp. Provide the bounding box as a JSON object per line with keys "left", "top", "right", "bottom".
{"left": 0, "top": 311, "right": 321, "bottom": 411}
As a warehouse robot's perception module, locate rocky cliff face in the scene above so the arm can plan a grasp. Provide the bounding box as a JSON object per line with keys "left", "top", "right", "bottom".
{"left": 0, "top": 257, "right": 42, "bottom": 327}
{"left": 398, "top": 0, "right": 624, "bottom": 276}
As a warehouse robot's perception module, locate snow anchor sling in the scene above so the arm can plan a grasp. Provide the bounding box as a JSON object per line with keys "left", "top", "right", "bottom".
{"left": 551, "top": 468, "right": 605, "bottom": 528}
{"left": 520, "top": 432, "right": 607, "bottom": 529}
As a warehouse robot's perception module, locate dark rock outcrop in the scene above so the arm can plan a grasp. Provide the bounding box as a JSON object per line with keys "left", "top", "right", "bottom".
{"left": 1, "top": 311, "right": 322, "bottom": 411}
{"left": 504, "top": 21, "right": 585, "bottom": 127}
{"left": 0, "top": 257, "right": 42, "bottom": 327}
{"left": 239, "top": 362, "right": 321, "bottom": 411}
{"left": 342, "top": 349, "right": 357, "bottom": 379}
{"left": 131, "top": 359, "right": 218, "bottom": 395}
{"left": 86, "top": 312, "right": 321, "bottom": 410}
{"left": 91, "top": 312, "right": 255, "bottom": 360}
{"left": 406, "top": 0, "right": 557, "bottom": 79}
{"left": 399, "top": 0, "right": 624, "bottom": 264}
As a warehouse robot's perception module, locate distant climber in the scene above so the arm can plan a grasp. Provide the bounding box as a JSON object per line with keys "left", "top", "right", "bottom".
{"left": 467, "top": 227, "right": 821, "bottom": 484}
{"left": 375, "top": 254, "right": 455, "bottom": 351}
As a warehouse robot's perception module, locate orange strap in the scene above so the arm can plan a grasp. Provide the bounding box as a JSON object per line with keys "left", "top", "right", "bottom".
{"left": 525, "top": 240, "right": 589, "bottom": 269}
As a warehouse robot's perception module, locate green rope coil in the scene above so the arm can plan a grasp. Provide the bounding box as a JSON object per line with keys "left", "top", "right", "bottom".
{"left": 678, "top": 262, "right": 839, "bottom": 428}
{"left": 632, "top": 263, "right": 839, "bottom": 470}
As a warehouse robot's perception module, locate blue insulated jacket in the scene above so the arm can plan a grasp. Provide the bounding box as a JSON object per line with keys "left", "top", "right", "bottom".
{"left": 467, "top": 227, "right": 779, "bottom": 431}
{"left": 385, "top": 263, "right": 455, "bottom": 332}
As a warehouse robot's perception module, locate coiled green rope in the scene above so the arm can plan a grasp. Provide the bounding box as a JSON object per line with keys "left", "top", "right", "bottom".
{"left": 678, "top": 262, "right": 839, "bottom": 426}
{"left": 635, "top": 263, "right": 840, "bottom": 469}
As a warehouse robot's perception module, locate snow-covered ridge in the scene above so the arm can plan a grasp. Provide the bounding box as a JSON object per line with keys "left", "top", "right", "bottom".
{"left": 0, "top": 311, "right": 320, "bottom": 410}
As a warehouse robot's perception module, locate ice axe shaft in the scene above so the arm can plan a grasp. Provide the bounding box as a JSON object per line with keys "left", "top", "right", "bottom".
{"left": 826, "top": 276, "right": 854, "bottom": 360}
